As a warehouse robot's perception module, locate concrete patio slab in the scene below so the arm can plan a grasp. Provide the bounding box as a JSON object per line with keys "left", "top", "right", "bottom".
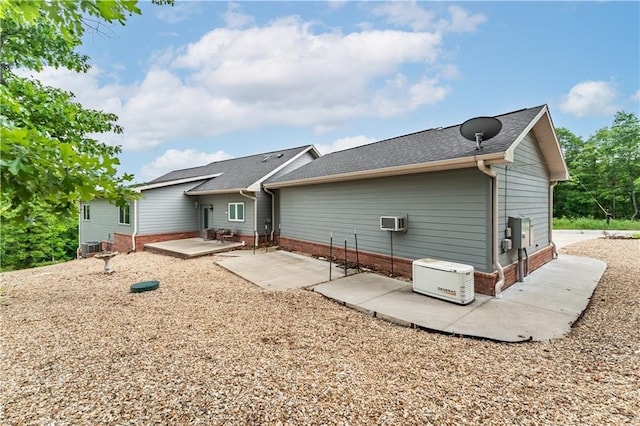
{"left": 216, "top": 250, "right": 355, "bottom": 290}
{"left": 359, "top": 283, "right": 492, "bottom": 331}
{"left": 198, "top": 229, "right": 612, "bottom": 342}
{"left": 144, "top": 238, "right": 243, "bottom": 258}
{"left": 313, "top": 273, "right": 407, "bottom": 305}
{"left": 442, "top": 299, "right": 577, "bottom": 342}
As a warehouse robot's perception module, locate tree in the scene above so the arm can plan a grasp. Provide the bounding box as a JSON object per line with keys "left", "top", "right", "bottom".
{"left": 555, "top": 112, "right": 640, "bottom": 220}
{"left": 0, "top": 0, "right": 171, "bottom": 269}
{"left": 0, "top": 200, "right": 78, "bottom": 271}
{"left": 0, "top": 1, "right": 173, "bottom": 222}
{"left": 594, "top": 112, "right": 640, "bottom": 220}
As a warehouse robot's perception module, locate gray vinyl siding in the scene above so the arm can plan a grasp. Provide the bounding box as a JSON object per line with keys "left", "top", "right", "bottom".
{"left": 79, "top": 199, "right": 132, "bottom": 243}
{"left": 278, "top": 168, "right": 493, "bottom": 272}
{"left": 255, "top": 191, "right": 273, "bottom": 236}
{"left": 196, "top": 193, "right": 257, "bottom": 236}
{"left": 138, "top": 182, "right": 202, "bottom": 234}
{"left": 497, "top": 132, "right": 551, "bottom": 266}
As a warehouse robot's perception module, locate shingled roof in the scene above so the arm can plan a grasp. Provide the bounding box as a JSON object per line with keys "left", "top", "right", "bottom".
{"left": 141, "top": 145, "right": 319, "bottom": 194}
{"left": 266, "top": 105, "right": 568, "bottom": 188}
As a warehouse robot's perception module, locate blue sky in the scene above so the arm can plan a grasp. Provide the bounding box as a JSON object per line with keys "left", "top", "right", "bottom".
{"left": 37, "top": 1, "right": 639, "bottom": 182}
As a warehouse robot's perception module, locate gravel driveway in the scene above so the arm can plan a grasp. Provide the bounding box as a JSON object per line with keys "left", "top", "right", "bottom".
{"left": 1, "top": 238, "right": 638, "bottom": 424}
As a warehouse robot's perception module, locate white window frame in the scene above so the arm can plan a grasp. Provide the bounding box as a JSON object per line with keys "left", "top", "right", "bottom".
{"left": 118, "top": 204, "right": 131, "bottom": 225}
{"left": 228, "top": 202, "right": 245, "bottom": 222}
{"left": 82, "top": 204, "right": 90, "bottom": 221}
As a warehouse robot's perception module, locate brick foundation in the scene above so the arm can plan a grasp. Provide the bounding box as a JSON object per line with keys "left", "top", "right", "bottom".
{"left": 279, "top": 236, "right": 414, "bottom": 277}
{"left": 109, "top": 231, "right": 276, "bottom": 253}
{"left": 279, "top": 237, "right": 556, "bottom": 296}
{"left": 473, "top": 246, "right": 555, "bottom": 296}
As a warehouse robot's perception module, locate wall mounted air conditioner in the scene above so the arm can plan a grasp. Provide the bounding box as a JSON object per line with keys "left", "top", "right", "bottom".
{"left": 380, "top": 216, "right": 406, "bottom": 232}
{"left": 412, "top": 258, "right": 475, "bottom": 305}
{"left": 81, "top": 242, "right": 101, "bottom": 258}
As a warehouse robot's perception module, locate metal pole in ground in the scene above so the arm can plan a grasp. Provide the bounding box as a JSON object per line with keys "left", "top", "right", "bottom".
{"left": 354, "top": 228, "right": 360, "bottom": 272}
{"left": 329, "top": 232, "right": 333, "bottom": 281}
{"left": 344, "top": 239, "right": 347, "bottom": 277}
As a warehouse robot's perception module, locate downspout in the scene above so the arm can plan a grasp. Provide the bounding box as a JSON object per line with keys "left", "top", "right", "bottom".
{"left": 264, "top": 187, "right": 276, "bottom": 242}
{"left": 77, "top": 205, "right": 82, "bottom": 258}
{"left": 239, "top": 190, "right": 258, "bottom": 247}
{"left": 477, "top": 160, "right": 505, "bottom": 298}
{"left": 549, "top": 181, "right": 558, "bottom": 258}
{"left": 131, "top": 199, "right": 139, "bottom": 252}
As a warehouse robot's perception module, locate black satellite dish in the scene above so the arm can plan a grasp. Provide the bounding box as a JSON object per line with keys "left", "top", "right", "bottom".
{"left": 460, "top": 116, "right": 502, "bottom": 151}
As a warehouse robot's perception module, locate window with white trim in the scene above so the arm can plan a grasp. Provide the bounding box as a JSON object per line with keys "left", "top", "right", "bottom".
{"left": 228, "top": 202, "right": 244, "bottom": 222}
{"left": 82, "top": 204, "right": 90, "bottom": 221}
{"left": 119, "top": 204, "right": 131, "bottom": 225}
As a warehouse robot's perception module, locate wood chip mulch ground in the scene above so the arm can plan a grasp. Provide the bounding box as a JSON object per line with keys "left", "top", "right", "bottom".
{"left": 1, "top": 238, "right": 638, "bottom": 425}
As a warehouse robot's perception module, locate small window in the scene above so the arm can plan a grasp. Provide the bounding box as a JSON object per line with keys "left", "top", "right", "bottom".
{"left": 119, "top": 204, "right": 131, "bottom": 225}
{"left": 228, "top": 202, "right": 244, "bottom": 222}
{"left": 82, "top": 204, "right": 90, "bottom": 221}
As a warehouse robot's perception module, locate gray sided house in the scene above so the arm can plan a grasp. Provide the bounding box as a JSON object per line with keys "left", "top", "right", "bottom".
{"left": 265, "top": 105, "right": 569, "bottom": 296}
{"left": 79, "top": 145, "right": 319, "bottom": 254}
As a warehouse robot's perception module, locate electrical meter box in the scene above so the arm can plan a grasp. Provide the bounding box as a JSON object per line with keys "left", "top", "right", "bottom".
{"left": 508, "top": 217, "right": 533, "bottom": 249}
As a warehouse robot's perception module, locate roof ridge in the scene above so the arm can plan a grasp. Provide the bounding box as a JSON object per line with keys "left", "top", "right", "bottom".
{"left": 201, "top": 144, "right": 312, "bottom": 167}
{"left": 319, "top": 105, "right": 547, "bottom": 157}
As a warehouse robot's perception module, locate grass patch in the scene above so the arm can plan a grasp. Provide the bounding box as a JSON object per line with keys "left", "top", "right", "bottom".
{"left": 554, "top": 217, "right": 640, "bottom": 230}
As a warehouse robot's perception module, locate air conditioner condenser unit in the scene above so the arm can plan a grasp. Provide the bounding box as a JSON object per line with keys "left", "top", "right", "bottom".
{"left": 412, "top": 258, "right": 475, "bottom": 305}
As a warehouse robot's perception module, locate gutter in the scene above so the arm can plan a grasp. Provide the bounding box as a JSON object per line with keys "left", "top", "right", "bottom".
{"left": 264, "top": 187, "right": 276, "bottom": 241}
{"left": 131, "top": 199, "right": 138, "bottom": 252}
{"left": 239, "top": 189, "right": 258, "bottom": 247}
{"left": 186, "top": 187, "right": 245, "bottom": 196}
{"left": 476, "top": 160, "right": 505, "bottom": 298}
{"left": 266, "top": 153, "right": 506, "bottom": 189}
{"left": 549, "top": 181, "right": 558, "bottom": 258}
{"left": 77, "top": 206, "right": 82, "bottom": 258}
{"left": 136, "top": 173, "right": 223, "bottom": 191}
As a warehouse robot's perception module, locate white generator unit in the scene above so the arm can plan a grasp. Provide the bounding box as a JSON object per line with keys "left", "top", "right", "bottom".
{"left": 412, "top": 258, "right": 475, "bottom": 305}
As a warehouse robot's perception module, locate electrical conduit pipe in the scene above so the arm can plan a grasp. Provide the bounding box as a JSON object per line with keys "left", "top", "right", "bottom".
{"left": 239, "top": 189, "right": 259, "bottom": 247}
{"left": 477, "top": 160, "right": 505, "bottom": 298}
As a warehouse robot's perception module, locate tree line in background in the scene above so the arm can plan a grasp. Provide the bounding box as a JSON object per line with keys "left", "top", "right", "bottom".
{"left": 554, "top": 111, "right": 640, "bottom": 221}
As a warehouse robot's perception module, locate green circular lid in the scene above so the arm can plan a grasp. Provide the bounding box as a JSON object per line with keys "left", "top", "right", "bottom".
{"left": 130, "top": 280, "right": 159, "bottom": 293}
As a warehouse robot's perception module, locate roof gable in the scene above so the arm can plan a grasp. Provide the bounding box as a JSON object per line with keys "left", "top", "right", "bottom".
{"left": 267, "top": 105, "right": 568, "bottom": 188}
{"left": 145, "top": 145, "right": 319, "bottom": 194}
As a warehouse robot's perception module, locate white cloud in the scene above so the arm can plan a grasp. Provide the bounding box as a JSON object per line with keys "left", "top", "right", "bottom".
{"left": 315, "top": 135, "right": 376, "bottom": 155}
{"left": 372, "top": 2, "right": 485, "bottom": 33}
{"left": 140, "top": 149, "right": 234, "bottom": 181}
{"left": 559, "top": 81, "right": 618, "bottom": 117}
{"left": 30, "top": 9, "right": 478, "bottom": 152}
{"left": 221, "top": 3, "right": 255, "bottom": 29}
{"left": 156, "top": 3, "right": 198, "bottom": 23}
{"left": 327, "top": 1, "right": 347, "bottom": 11}
{"left": 632, "top": 90, "right": 640, "bottom": 102}
{"left": 441, "top": 5, "right": 487, "bottom": 33}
